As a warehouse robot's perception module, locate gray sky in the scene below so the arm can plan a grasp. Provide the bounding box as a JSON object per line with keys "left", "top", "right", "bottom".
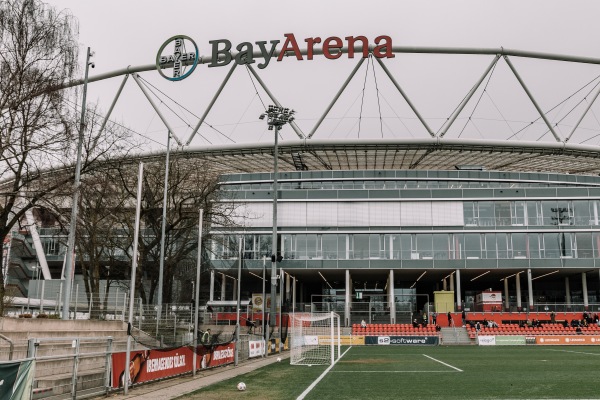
{"left": 46, "top": 0, "right": 600, "bottom": 151}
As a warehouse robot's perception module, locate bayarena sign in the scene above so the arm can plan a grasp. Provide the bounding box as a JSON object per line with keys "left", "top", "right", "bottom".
{"left": 157, "top": 33, "right": 394, "bottom": 81}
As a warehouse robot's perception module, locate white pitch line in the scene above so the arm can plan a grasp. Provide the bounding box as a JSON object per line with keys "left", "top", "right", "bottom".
{"left": 547, "top": 349, "right": 600, "bottom": 356}
{"left": 296, "top": 346, "right": 353, "bottom": 400}
{"left": 331, "top": 370, "right": 455, "bottom": 373}
{"left": 422, "top": 354, "right": 463, "bottom": 372}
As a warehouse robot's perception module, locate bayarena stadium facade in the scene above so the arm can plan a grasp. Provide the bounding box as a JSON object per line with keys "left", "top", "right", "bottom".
{"left": 7, "top": 39, "right": 600, "bottom": 327}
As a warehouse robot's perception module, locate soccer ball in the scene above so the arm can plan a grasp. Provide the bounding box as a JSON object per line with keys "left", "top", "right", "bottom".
{"left": 237, "top": 382, "right": 247, "bottom": 391}
{"left": 276, "top": 357, "right": 282, "bottom": 362}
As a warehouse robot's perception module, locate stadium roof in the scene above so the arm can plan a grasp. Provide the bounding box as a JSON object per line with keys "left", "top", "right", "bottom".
{"left": 133, "top": 137, "right": 600, "bottom": 176}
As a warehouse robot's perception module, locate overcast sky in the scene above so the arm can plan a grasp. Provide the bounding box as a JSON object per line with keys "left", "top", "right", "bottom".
{"left": 46, "top": 0, "right": 600, "bottom": 152}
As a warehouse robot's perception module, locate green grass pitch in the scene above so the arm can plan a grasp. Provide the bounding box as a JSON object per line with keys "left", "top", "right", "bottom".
{"left": 180, "top": 345, "right": 600, "bottom": 400}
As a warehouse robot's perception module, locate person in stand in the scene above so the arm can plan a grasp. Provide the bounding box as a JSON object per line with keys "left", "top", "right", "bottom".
{"left": 201, "top": 328, "right": 211, "bottom": 344}
{"left": 432, "top": 312, "right": 437, "bottom": 325}
{"left": 422, "top": 311, "right": 428, "bottom": 326}
{"left": 462, "top": 309, "right": 467, "bottom": 326}
{"left": 360, "top": 319, "right": 367, "bottom": 329}
{"left": 413, "top": 318, "right": 419, "bottom": 328}
{"left": 447, "top": 311, "right": 453, "bottom": 327}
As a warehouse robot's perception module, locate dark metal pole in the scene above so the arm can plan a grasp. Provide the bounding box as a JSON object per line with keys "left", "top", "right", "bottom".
{"left": 270, "top": 124, "right": 279, "bottom": 352}
{"left": 62, "top": 47, "right": 93, "bottom": 320}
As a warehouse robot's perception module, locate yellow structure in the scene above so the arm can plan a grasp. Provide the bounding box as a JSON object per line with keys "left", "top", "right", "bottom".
{"left": 434, "top": 291, "right": 455, "bottom": 313}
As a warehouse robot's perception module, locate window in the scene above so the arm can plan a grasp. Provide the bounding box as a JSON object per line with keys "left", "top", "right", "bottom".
{"left": 543, "top": 233, "right": 560, "bottom": 258}
{"left": 478, "top": 202, "right": 495, "bottom": 227}
{"left": 576, "top": 233, "right": 593, "bottom": 258}
{"left": 527, "top": 201, "right": 541, "bottom": 226}
{"left": 352, "top": 234, "right": 369, "bottom": 259}
{"left": 495, "top": 202, "right": 511, "bottom": 226}
{"left": 511, "top": 201, "right": 526, "bottom": 225}
{"left": 573, "top": 201, "right": 592, "bottom": 226}
{"left": 511, "top": 233, "right": 527, "bottom": 258}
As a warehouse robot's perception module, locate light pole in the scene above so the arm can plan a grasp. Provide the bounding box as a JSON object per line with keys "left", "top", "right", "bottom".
{"left": 157, "top": 130, "right": 172, "bottom": 319}
{"left": 259, "top": 105, "right": 295, "bottom": 353}
{"left": 62, "top": 47, "right": 94, "bottom": 320}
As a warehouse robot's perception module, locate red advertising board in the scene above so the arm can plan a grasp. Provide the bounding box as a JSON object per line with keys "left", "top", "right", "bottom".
{"left": 535, "top": 335, "right": 600, "bottom": 345}
{"left": 111, "top": 343, "right": 235, "bottom": 388}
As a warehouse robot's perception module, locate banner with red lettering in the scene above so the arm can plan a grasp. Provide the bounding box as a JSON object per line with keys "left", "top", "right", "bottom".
{"left": 111, "top": 343, "right": 235, "bottom": 388}
{"left": 535, "top": 335, "right": 600, "bottom": 345}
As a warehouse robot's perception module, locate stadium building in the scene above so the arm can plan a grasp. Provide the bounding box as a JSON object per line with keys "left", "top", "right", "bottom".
{"left": 5, "top": 45, "right": 600, "bottom": 326}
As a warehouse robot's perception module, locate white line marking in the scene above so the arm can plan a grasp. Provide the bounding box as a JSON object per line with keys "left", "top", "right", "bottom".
{"left": 422, "top": 354, "right": 463, "bottom": 372}
{"left": 547, "top": 349, "right": 600, "bottom": 356}
{"left": 296, "top": 346, "right": 352, "bottom": 400}
{"left": 331, "top": 370, "right": 455, "bottom": 373}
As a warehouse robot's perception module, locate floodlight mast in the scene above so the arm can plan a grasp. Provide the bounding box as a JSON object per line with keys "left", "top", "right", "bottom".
{"left": 259, "top": 106, "right": 295, "bottom": 352}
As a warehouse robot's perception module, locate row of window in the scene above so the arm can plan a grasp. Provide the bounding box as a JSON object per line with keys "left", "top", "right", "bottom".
{"left": 464, "top": 200, "right": 600, "bottom": 227}
{"left": 222, "top": 180, "right": 590, "bottom": 191}
{"left": 212, "top": 232, "right": 600, "bottom": 261}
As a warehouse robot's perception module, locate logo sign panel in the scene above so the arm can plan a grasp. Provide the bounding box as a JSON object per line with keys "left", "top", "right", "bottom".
{"left": 365, "top": 336, "right": 439, "bottom": 346}
{"left": 156, "top": 35, "right": 199, "bottom": 81}
{"left": 157, "top": 33, "right": 394, "bottom": 80}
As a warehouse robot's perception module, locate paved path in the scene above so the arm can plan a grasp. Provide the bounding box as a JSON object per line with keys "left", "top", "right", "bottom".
{"left": 106, "top": 354, "right": 288, "bottom": 399}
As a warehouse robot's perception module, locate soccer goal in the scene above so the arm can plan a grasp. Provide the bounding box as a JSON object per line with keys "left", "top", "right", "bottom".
{"left": 289, "top": 311, "right": 341, "bottom": 366}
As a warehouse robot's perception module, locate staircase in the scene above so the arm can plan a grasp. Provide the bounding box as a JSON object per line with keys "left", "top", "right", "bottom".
{"left": 440, "top": 327, "right": 473, "bottom": 345}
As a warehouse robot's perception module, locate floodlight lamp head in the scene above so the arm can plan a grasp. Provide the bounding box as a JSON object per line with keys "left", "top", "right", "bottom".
{"left": 259, "top": 114, "right": 266, "bottom": 120}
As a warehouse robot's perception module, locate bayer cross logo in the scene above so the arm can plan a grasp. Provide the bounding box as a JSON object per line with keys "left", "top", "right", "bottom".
{"left": 156, "top": 35, "right": 199, "bottom": 81}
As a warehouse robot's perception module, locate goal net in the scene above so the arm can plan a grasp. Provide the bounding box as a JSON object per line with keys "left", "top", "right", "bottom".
{"left": 289, "top": 312, "right": 341, "bottom": 366}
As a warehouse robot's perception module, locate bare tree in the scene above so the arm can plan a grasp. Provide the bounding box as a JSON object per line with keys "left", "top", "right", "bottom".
{"left": 0, "top": 0, "right": 136, "bottom": 314}
{"left": 114, "top": 156, "right": 238, "bottom": 306}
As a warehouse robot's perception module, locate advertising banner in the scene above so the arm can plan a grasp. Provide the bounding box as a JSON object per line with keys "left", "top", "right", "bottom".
{"left": 365, "top": 336, "right": 439, "bottom": 345}
{"left": 111, "top": 343, "right": 235, "bottom": 388}
{"left": 495, "top": 336, "right": 526, "bottom": 346}
{"left": 251, "top": 293, "right": 280, "bottom": 313}
{"left": 478, "top": 335, "right": 526, "bottom": 346}
{"left": 249, "top": 340, "right": 265, "bottom": 358}
{"left": 477, "top": 336, "right": 496, "bottom": 346}
{"left": 318, "top": 335, "right": 364, "bottom": 345}
{"left": 536, "top": 335, "right": 600, "bottom": 345}
{"left": 0, "top": 359, "right": 35, "bottom": 400}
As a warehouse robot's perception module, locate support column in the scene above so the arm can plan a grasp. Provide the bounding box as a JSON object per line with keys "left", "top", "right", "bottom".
{"left": 516, "top": 273, "right": 522, "bottom": 311}
{"left": 565, "top": 276, "right": 571, "bottom": 309}
{"left": 389, "top": 270, "right": 396, "bottom": 324}
{"left": 233, "top": 278, "right": 238, "bottom": 301}
{"left": 221, "top": 273, "right": 226, "bottom": 301}
{"left": 455, "top": 269, "right": 462, "bottom": 311}
{"left": 209, "top": 270, "right": 215, "bottom": 302}
{"left": 527, "top": 269, "right": 534, "bottom": 311}
{"left": 449, "top": 273, "right": 455, "bottom": 292}
{"left": 504, "top": 278, "right": 510, "bottom": 311}
{"left": 582, "top": 272, "right": 589, "bottom": 311}
{"left": 292, "top": 277, "right": 297, "bottom": 313}
{"left": 442, "top": 278, "right": 447, "bottom": 291}
{"left": 345, "top": 270, "right": 351, "bottom": 327}
{"left": 286, "top": 273, "right": 291, "bottom": 303}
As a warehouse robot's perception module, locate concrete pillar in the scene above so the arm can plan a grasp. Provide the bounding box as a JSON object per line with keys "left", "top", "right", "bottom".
{"left": 292, "top": 277, "right": 296, "bottom": 313}
{"left": 345, "top": 270, "right": 351, "bottom": 327}
{"left": 565, "top": 276, "right": 571, "bottom": 307}
{"left": 582, "top": 272, "right": 589, "bottom": 310}
{"left": 504, "top": 278, "right": 509, "bottom": 311}
{"left": 286, "top": 273, "right": 291, "bottom": 303}
{"left": 527, "top": 269, "right": 534, "bottom": 311}
{"left": 455, "top": 269, "right": 462, "bottom": 310}
{"left": 389, "top": 269, "right": 396, "bottom": 324}
{"left": 442, "top": 278, "right": 447, "bottom": 291}
{"left": 516, "top": 273, "right": 522, "bottom": 311}
{"left": 209, "top": 270, "right": 215, "bottom": 302}
{"left": 449, "top": 273, "right": 455, "bottom": 292}
{"left": 233, "top": 278, "right": 238, "bottom": 301}
{"left": 221, "top": 273, "right": 226, "bottom": 301}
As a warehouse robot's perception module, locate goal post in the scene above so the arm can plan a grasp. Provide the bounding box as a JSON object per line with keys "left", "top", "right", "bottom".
{"left": 289, "top": 311, "right": 341, "bottom": 366}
